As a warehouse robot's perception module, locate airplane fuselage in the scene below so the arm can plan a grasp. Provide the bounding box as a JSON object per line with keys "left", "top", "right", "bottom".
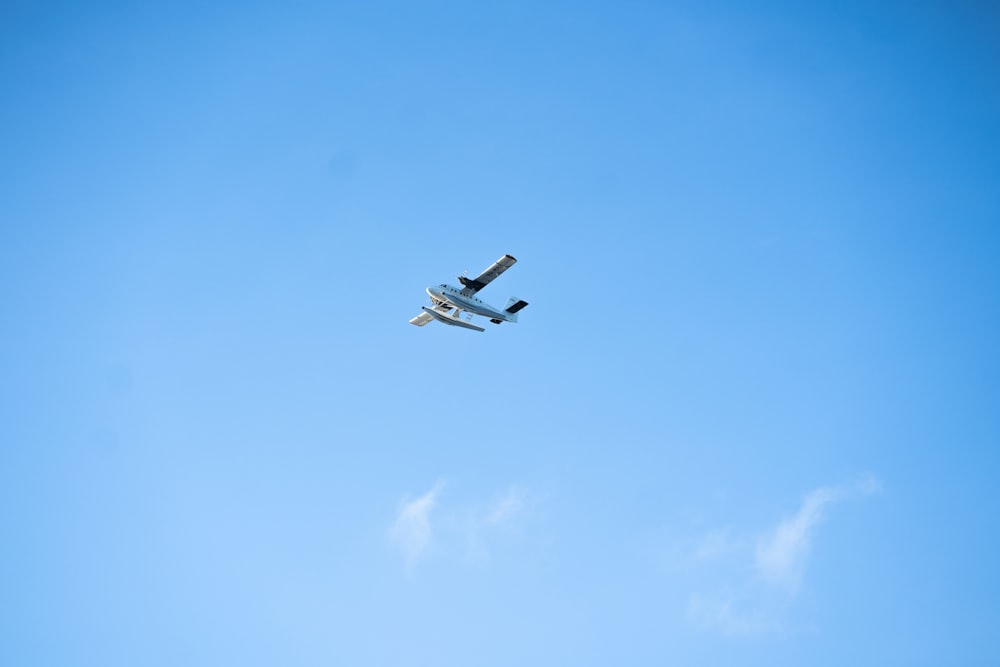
{"left": 427, "top": 285, "right": 510, "bottom": 321}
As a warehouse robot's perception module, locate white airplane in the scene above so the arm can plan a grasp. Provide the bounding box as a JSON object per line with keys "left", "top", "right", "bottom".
{"left": 409, "top": 254, "right": 529, "bottom": 332}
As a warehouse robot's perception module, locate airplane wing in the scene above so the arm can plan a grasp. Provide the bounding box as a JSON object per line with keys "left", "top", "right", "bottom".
{"left": 409, "top": 302, "right": 453, "bottom": 327}
{"left": 458, "top": 254, "right": 517, "bottom": 296}
{"left": 409, "top": 311, "right": 434, "bottom": 326}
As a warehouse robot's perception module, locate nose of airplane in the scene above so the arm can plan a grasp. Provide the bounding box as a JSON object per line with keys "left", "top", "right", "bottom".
{"left": 427, "top": 286, "right": 441, "bottom": 299}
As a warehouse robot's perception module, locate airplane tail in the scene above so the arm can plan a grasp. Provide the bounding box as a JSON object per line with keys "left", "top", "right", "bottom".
{"left": 499, "top": 297, "right": 529, "bottom": 323}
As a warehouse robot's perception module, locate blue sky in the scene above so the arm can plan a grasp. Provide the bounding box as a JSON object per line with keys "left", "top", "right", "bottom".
{"left": 2, "top": 1, "right": 999, "bottom": 664}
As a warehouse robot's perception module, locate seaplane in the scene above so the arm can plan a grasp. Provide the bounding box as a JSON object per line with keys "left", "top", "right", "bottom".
{"left": 409, "top": 254, "right": 529, "bottom": 332}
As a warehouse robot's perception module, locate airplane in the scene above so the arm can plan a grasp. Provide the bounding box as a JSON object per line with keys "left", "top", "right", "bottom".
{"left": 409, "top": 254, "right": 529, "bottom": 332}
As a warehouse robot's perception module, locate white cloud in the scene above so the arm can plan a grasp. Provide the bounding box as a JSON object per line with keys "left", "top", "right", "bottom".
{"left": 485, "top": 486, "right": 527, "bottom": 525}
{"left": 465, "top": 486, "right": 535, "bottom": 563}
{"left": 682, "top": 473, "right": 881, "bottom": 636}
{"left": 388, "top": 483, "right": 538, "bottom": 568}
{"left": 755, "top": 474, "right": 880, "bottom": 590}
{"left": 388, "top": 483, "right": 442, "bottom": 566}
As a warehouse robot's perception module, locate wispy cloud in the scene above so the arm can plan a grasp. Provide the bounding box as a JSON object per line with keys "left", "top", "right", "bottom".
{"left": 465, "top": 486, "right": 535, "bottom": 563}
{"left": 683, "top": 473, "right": 881, "bottom": 636}
{"left": 485, "top": 486, "right": 528, "bottom": 525}
{"left": 389, "top": 483, "right": 539, "bottom": 568}
{"left": 388, "top": 483, "right": 442, "bottom": 566}
{"left": 754, "top": 474, "right": 880, "bottom": 591}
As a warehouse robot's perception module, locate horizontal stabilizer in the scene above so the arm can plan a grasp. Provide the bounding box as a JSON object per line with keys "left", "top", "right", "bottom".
{"left": 505, "top": 299, "right": 529, "bottom": 314}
